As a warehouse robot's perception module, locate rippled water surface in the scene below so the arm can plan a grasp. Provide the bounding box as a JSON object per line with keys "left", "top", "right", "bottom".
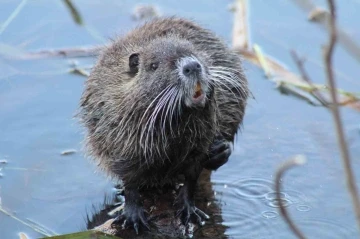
{"left": 0, "top": 0, "right": 359, "bottom": 238}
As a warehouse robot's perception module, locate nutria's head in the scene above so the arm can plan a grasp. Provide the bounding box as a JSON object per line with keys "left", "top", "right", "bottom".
{"left": 125, "top": 37, "right": 212, "bottom": 109}
{"left": 79, "top": 35, "right": 217, "bottom": 164}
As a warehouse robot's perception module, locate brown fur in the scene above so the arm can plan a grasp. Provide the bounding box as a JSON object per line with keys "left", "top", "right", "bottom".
{"left": 78, "top": 17, "right": 249, "bottom": 189}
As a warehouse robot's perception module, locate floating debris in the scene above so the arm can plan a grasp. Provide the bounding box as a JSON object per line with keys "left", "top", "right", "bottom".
{"left": 5, "top": 167, "right": 46, "bottom": 172}
{"left": 0, "top": 159, "right": 8, "bottom": 164}
{"left": 18, "top": 232, "right": 29, "bottom": 239}
{"left": 69, "top": 67, "right": 90, "bottom": 77}
{"left": 107, "top": 204, "right": 124, "bottom": 217}
{"left": 231, "top": 0, "right": 249, "bottom": 50}
{"left": 253, "top": 44, "right": 272, "bottom": 78}
{"left": 60, "top": 149, "right": 77, "bottom": 156}
{"left": 308, "top": 7, "right": 327, "bottom": 22}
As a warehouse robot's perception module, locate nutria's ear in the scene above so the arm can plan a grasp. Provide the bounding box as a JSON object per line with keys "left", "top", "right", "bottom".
{"left": 129, "top": 53, "right": 139, "bottom": 75}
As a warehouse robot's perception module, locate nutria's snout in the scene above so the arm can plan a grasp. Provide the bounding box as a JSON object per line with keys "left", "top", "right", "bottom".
{"left": 177, "top": 56, "right": 210, "bottom": 108}
{"left": 182, "top": 60, "right": 202, "bottom": 77}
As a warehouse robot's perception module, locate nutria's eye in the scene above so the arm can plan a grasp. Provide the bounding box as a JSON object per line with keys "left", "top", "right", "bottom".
{"left": 129, "top": 53, "right": 139, "bottom": 75}
{"left": 150, "top": 62, "right": 159, "bottom": 71}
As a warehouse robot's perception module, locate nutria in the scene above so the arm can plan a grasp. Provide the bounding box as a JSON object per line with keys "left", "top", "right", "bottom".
{"left": 79, "top": 17, "right": 249, "bottom": 233}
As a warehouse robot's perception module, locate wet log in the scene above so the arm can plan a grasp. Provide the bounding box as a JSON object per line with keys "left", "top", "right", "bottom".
{"left": 87, "top": 170, "right": 227, "bottom": 239}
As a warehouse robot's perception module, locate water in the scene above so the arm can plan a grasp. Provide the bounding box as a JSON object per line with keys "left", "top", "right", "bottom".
{"left": 0, "top": 0, "right": 359, "bottom": 238}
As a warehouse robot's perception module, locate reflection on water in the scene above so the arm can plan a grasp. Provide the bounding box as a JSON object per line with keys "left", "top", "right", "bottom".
{"left": 214, "top": 173, "right": 358, "bottom": 238}
{"left": 233, "top": 177, "right": 273, "bottom": 199}
{"left": 213, "top": 175, "right": 312, "bottom": 238}
{"left": 261, "top": 211, "right": 278, "bottom": 219}
{"left": 0, "top": 0, "right": 359, "bottom": 238}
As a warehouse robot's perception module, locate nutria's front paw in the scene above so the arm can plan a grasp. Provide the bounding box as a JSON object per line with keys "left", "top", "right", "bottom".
{"left": 204, "top": 136, "right": 231, "bottom": 170}
{"left": 176, "top": 198, "right": 209, "bottom": 226}
{"left": 111, "top": 204, "right": 150, "bottom": 234}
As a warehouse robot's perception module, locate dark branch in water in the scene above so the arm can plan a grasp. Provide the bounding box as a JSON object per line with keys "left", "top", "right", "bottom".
{"left": 275, "top": 156, "right": 307, "bottom": 239}
{"left": 323, "top": 0, "right": 360, "bottom": 232}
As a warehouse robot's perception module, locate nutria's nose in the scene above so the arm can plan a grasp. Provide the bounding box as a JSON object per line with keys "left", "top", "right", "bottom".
{"left": 182, "top": 61, "right": 202, "bottom": 77}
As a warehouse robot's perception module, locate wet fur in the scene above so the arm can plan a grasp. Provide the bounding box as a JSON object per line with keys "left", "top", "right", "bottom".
{"left": 78, "top": 17, "right": 248, "bottom": 189}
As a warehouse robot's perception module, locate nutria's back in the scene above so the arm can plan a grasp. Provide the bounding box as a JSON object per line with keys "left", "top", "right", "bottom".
{"left": 79, "top": 17, "right": 248, "bottom": 187}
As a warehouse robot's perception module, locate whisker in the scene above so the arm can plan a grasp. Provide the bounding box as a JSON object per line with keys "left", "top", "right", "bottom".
{"left": 209, "top": 69, "right": 248, "bottom": 98}
{"left": 163, "top": 88, "right": 179, "bottom": 137}
{"left": 140, "top": 85, "right": 173, "bottom": 161}
{"left": 209, "top": 65, "right": 244, "bottom": 75}
{"left": 209, "top": 75, "right": 239, "bottom": 99}
{"left": 159, "top": 87, "right": 176, "bottom": 145}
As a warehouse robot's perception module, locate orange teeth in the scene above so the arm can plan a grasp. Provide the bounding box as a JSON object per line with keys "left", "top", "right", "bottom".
{"left": 193, "top": 82, "right": 203, "bottom": 98}
{"left": 195, "top": 82, "right": 202, "bottom": 93}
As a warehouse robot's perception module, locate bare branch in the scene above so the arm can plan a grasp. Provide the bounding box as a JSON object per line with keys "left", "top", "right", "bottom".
{"left": 290, "top": 50, "right": 328, "bottom": 106}
{"left": 0, "top": 0, "right": 28, "bottom": 36}
{"left": 6, "top": 46, "right": 102, "bottom": 60}
{"left": 236, "top": 47, "right": 360, "bottom": 111}
{"left": 275, "top": 156, "right": 307, "bottom": 239}
{"left": 323, "top": 0, "right": 360, "bottom": 231}
{"left": 290, "top": 0, "right": 360, "bottom": 63}
{"left": 63, "top": 0, "right": 84, "bottom": 25}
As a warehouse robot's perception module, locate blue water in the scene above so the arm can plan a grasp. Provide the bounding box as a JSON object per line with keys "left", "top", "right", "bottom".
{"left": 0, "top": 0, "right": 359, "bottom": 238}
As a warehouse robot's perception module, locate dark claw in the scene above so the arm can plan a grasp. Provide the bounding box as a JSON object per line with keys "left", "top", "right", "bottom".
{"left": 124, "top": 219, "right": 131, "bottom": 228}
{"left": 139, "top": 211, "right": 150, "bottom": 231}
{"left": 176, "top": 192, "right": 209, "bottom": 227}
{"left": 112, "top": 214, "right": 125, "bottom": 227}
{"left": 177, "top": 204, "right": 209, "bottom": 226}
{"left": 204, "top": 136, "right": 232, "bottom": 170}
{"left": 195, "top": 207, "right": 210, "bottom": 220}
{"left": 182, "top": 209, "right": 191, "bottom": 226}
{"left": 193, "top": 210, "right": 203, "bottom": 225}
{"left": 125, "top": 218, "right": 133, "bottom": 228}
{"left": 133, "top": 222, "right": 139, "bottom": 235}
{"left": 111, "top": 204, "right": 150, "bottom": 233}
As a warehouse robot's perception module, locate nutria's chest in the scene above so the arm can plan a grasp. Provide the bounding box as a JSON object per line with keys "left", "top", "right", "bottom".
{"left": 137, "top": 122, "right": 216, "bottom": 187}
{"left": 139, "top": 144, "right": 209, "bottom": 188}
{"left": 118, "top": 101, "right": 217, "bottom": 188}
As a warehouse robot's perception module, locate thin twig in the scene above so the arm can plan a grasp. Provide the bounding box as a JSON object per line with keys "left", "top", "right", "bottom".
{"left": 290, "top": 0, "right": 360, "bottom": 63}
{"left": 275, "top": 156, "right": 307, "bottom": 239}
{"left": 0, "top": 207, "right": 53, "bottom": 237}
{"left": 237, "top": 47, "right": 360, "bottom": 111}
{"left": 290, "top": 50, "right": 328, "bottom": 106}
{"left": 69, "top": 67, "right": 90, "bottom": 77}
{"left": 324, "top": 0, "right": 360, "bottom": 232}
{"left": 62, "top": 0, "right": 83, "bottom": 25}
{"left": 0, "top": 0, "right": 28, "bottom": 36}
{"left": 7, "top": 46, "right": 102, "bottom": 60}
{"left": 253, "top": 44, "right": 272, "bottom": 78}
